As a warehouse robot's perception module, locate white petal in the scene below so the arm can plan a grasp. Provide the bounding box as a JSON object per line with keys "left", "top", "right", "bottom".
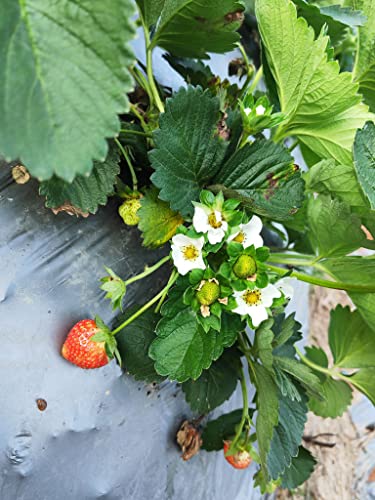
{"left": 208, "top": 227, "right": 225, "bottom": 244}
{"left": 244, "top": 107, "right": 252, "bottom": 116}
{"left": 261, "top": 284, "right": 282, "bottom": 307}
{"left": 255, "top": 105, "right": 266, "bottom": 116}
{"left": 193, "top": 206, "right": 210, "bottom": 234}
{"left": 243, "top": 215, "right": 263, "bottom": 235}
{"left": 248, "top": 305, "right": 268, "bottom": 327}
{"left": 276, "top": 277, "right": 296, "bottom": 300}
{"left": 174, "top": 254, "right": 206, "bottom": 275}
{"left": 244, "top": 233, "right": 263, "bottom": 249}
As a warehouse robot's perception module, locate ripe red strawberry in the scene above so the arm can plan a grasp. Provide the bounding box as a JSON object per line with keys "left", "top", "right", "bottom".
{"left": 223, "top": 440, "right": 252, "bottom": 469}
{"left": 62, "top": 319, "right": 109, "bottom": 369}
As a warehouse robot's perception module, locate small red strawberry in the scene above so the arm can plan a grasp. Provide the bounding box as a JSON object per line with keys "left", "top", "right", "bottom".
{"left": 62, "top": 318, "right": 117, "bottom": 369}
{"left": 223, "top": 440, "right": 252, "bottom": 469}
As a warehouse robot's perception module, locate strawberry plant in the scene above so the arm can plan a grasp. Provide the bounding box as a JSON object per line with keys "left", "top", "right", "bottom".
{"left": 3, "top": 0, "right": 375, "bottom": 493}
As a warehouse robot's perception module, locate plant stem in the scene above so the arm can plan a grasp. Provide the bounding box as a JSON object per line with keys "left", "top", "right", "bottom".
{"left": 268, "top": 252, "right": 317, "bottom": 267}
{"left": 236, "top": 42, "right": 254, "bottom": 98}
{"left": 231, "top": 366, "right": 249, "bottom": 448}
{"left": 247, "top": 65, "right": 263, "bottom": 95}
{"left": 124, "top": 255, "right": 171, "bottom": 287}
{"left": 130, "top": 65, "right": 152, "bottom": 97}
{"left": 120, "top": 129, "right": 153, "bottom": 138}
{"left": 115, "top": 138, "right": 138, "bottom": 192}
{"left": 295, "top": 347, "right": 352, "bottom": 383}
{"left": 112, "top": 271, "right": 178, "bottom": 336}
{"left": 141, "top": 16, "right": 165, "bottom": 113}
{"left": 267, "top": 263, "right": 375, "bottom": 293}
{"left": 155, "top": 269, "right": 178, "bottom": 313}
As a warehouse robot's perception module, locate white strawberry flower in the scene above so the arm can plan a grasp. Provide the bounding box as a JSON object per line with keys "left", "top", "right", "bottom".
{"left": 232, "top": 284, "right": 281, "bottom": 327}
{"left": 276, "top": 277, "right": 296, "bottom": 300}
{"left": 244, "top": 107, "right": 252, "bottom": 116}
{"left": 228, "top": 215, "right": 263, "bottom": 248}
{"left": 255, "top": 104, "right": 266, "bottom": 116}
{"left": 193, "top": 205, "right": 228, "bottom": 244}
{"left": 171, "top": 234, "right": 206, "bottom": 276}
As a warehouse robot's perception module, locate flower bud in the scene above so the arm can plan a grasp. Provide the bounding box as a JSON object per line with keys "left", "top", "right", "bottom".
{"left": 233, "top": 255, "right": 257, "bottom": 279}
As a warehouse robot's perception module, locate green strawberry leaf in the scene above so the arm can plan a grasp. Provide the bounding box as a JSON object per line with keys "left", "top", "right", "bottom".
{"left": 138, "top": 187, "right": 183, "bottom": 248}
{"left": 0, "top": 0, "right": 135, "bottom": 181}
{"left": 353, "top": 0, "right": 375, "bottom": 82}
{"left": 294, "top": 0, "right": 366, "bottom": 45}
{"left": 254, "top": 319, "right": 275, "bottom": 371}
{"left": 114, "top": 307, "right": 165, "bottom": 383}
{"left": 305, "top": 159, "right": 371, "bottom": 213}
{"left": 329, "top": 305, "right": 375, "bottom": 369}
{"left": 163, "top": 54, "right": 215, "bottom": 87}
{"left": 150, "top": 86, "right": 227, "bottom": 217}
{"left": 353, "top": 122, "right": 375, "bottom": 210}
{"left": 136, "top": 0, "right": 165, "bottom": 26}
{"left": 308, "top": 377, "right": 353, "bottom": 418}
{"left": 267, "top": 387, "right": 309, "bottom": 480}
{"left": 321, "top": 255, "right": 375, "bottom": 330}
{"left": 211, "top": 139, "right": 305, "bottom": 221}
{"left": 307, "top": 195, "right": 370, "bottom": 258}
{"left": 254, "top": 363, "right": 279, "bottom": 479}
{"left": 149, "top": 309, "right": 216, "bottom": 382}
{"left": 281, "top": 446, "right": 316, "bottom": 489}
{"left": 349, "top": 368, "right": 375, "bottom": 405}
{"left": 274, "top": 356, "right": 322, "bottom": 400}
{"left": 39, "top": 144, "right": 120, "bottom": 214}
{"left": 272, "top": 313, "right": 303, "bottom": 358}
{"left": 181, "top": 348, "right": 241, "bottom": 413}
{"left": 212, "top": 313, "right": 245, "bottom": 360}
{"left": 201, "top": 409, "right": 245, "bottom": 451}
{"left": 256, "top": 0, "right": 373, "bottom": 164}
{"left": 150, "top": 0, "right": 245, "bottom": 58}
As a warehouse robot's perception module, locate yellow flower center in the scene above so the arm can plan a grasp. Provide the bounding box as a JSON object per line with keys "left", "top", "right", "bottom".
{"left": 243, "top": 289, "right": 261, "bottom": 306}
{"left": 233, "top": 231, "right": 245, "bottom": 244}
{"left": 182, "top": 245, "right": 199, "bottom": 261}
{"left": 208, "top": 212, "right": 223, "bottom": 229}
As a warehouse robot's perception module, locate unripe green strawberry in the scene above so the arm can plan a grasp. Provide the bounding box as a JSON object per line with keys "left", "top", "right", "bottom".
{"left": 233, "top": 255, "right": 257, "bottom": 279}
{"left": 196, "top": 280, "right": 220, "bottom": 306}
{"left": 119, "top": 197, "right": 141, "bottom": 226}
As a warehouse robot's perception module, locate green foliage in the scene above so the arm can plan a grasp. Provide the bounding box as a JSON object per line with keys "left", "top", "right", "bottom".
{"left": 350, "top": 368, "right": 375, "bottom": 405}
{"left": 137, "top": 0, "right": 165, "bottom": 26}
{"left": 322, "top": 256, "right": 375, "bottom": 329}
{"left": 138, "top": 188, "right": 183, "bottom": 248}
{"left": 267, "top": 388, "right": 308, "bottom": 480}
{"left": 256, "top": 0, "right": 373, "bottom": 164}
{"left": 329, "top": 305, "right": 375, "bottom": 368}
{"left": 354, "top": 122, "right": 375, "bottom": 209}
{"left": 353, "top": 0, "right": 375, "bottom": 83}
{"left": 307, "top": 195, "right": 368, "bottom": 257}
{"left": 254, "top": 363, "right": 279, "bottom": 479}
{"left": 150, "top": 86, "right": 227, "bottom": 217}
{"left": 100, "top": 267, "right": 127, "bottom": 311}
{"left": 0, "top": 0, "right": 135, "bottom": 181}
{"left": 149, "top": 309, "right": 217, "bottom": 382}
{"left": 181, "top": 349, "right": 241, "bottom": 413}
{"left": 305, "top": 159, "right": 370, "bottom": 212}
{"left": 254, "top": 319, "right": 274, "bottom": 371}
{"left": 212, "top": 313, "right": 245, "bottom": 360}
{"left": 274, "top": 356, "right": 322, "bottom": 399}
{"left": 309, "top": 377, "right": 353, "bottom": 418}
{"left": 115, "top": 308, "right": 164, "bottom": 383}
{"left": 39, "top": 147, "right": 120, "bottom": 214}
{"left": 163, "top": 55, "right": 215, "bottom": 87}
{"left": 201, "top": 409, "right": 244, "bottom": 451}
{"left": 294, "top": 0, "right": 366, "bottom": 45}
{"left": 212, "top": 139, "right": 305, "bottom": 220}
{"left": 150, "top": 0, "right": 245, "bottom": 58}
{"left": 281, "top": 447, "right": 316, "bottom": 489}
